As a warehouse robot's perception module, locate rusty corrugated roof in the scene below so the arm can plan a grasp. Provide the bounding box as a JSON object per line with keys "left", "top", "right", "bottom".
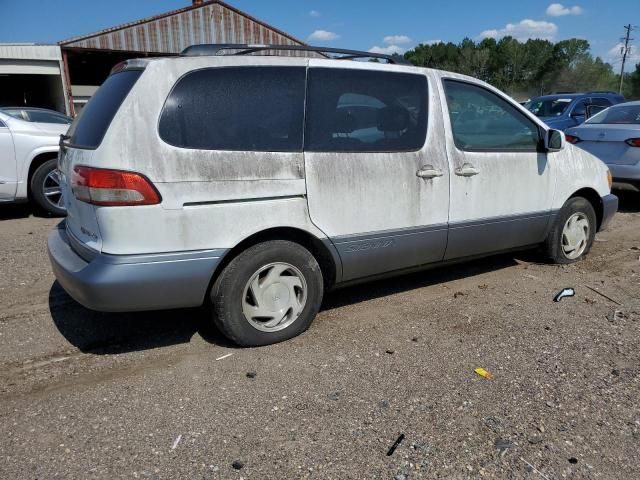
{"left": 59, "top": 0, "right": 307, "bottom": 53}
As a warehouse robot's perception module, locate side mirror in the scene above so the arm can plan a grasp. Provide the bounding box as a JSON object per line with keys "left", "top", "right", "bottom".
{"left": 545, "top": 129, "right": 564, "bottom": 152}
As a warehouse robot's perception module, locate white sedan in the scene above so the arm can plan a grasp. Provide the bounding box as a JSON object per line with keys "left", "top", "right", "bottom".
{"left": 0, "top": 107, "right": 70, "bottom": 215}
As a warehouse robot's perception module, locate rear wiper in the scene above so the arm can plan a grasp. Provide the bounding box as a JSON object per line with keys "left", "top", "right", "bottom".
{"left": 59, "top": 133, "right": 70, "bottom": 152}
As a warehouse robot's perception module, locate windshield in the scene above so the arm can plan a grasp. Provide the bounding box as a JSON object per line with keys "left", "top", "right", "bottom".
{"left": 586, "top": 105, "right": 640, "bottom": 125}
{"left": 525, "top": 98, "right": 573, "bottom": 117}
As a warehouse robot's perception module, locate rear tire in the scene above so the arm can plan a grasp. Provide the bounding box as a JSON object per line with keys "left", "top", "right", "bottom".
{"left": 210, "top": 240, "right": 324, "bottom": 346}
{"left": 543, "top": 197, "right": 596, "bottom": 264}
{"left": 30, "top": 158, "right": 66, "bottom": 216}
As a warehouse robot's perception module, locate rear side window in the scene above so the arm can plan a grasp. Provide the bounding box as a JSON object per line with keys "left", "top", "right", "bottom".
{"left": 590, "top": 97, "right": 612, "bottom": 107}
{"left": 305, "top": 69, "right": 428, "bottom": 152}
{"left": 586, "top": 105, "right": 640, "bottom": 125}
{"left": 68, "top": 70, "right": 142, "bottom": 149}
{"left": 444, "top": 80, "right": 540, "bottom": 152}
{"left": 159, "top": 67, "right": 306, "bottom": 151}
{"left": 25, "top": 109, "right": 71, "bottom": 124}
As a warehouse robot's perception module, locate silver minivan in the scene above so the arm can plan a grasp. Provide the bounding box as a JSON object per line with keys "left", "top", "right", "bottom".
{"left": 48, "top": 44, "right": 617, "bottom": 346}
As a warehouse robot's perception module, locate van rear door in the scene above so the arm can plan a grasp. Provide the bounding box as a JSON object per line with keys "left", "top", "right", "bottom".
{"left": 60, "top": 69, "right": 143, "bottom": 252}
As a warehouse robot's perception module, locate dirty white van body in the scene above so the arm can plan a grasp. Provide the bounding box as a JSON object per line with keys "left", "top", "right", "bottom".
{"left": 48, "top": 45, "right": 617, "bottom": 346}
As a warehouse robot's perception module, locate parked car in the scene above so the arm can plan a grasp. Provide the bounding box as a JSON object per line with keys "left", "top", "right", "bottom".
{"left": 48, "top": 45, "right": 617, "bottom": 346}
{"left": 0, "top": 107, "right": 71, "bottom": 215}
{"left": 1, "top": 107, "right": 72, "bottom": 125}
{"left": 524, "top": 92, "right": 625, "bottom": 131}
{"left": 565, "top": 101, "right": 640, "bottom": 191}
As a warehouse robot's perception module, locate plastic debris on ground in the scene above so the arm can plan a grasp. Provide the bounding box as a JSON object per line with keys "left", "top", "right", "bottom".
{"left": 475, "top": 367, "right": 493, "bottom": 379}
{"left": 553, "top": 287, "right": 575, "bottom": 302}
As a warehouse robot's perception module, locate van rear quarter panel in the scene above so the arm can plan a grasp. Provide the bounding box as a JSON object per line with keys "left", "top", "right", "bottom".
{"left": 90, "top": 56, "right": 327, "bottom": 255}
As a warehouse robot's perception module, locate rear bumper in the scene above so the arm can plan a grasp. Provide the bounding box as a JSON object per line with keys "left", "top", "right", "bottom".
{"left": 599, "top": 194, "right": 618, "bottom": 231}
{"left": 48, "top": 223, "right": 227, "bottom": 312}
{"left": 608, "top": 163, "right": 640, "bottom": 183}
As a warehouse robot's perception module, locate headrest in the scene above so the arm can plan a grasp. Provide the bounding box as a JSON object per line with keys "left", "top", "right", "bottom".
{"left": 377, "top": 106, "right": 409, "bottom": 132}
{"left": 333, "top": 108, "right": 357, "bottom": 134}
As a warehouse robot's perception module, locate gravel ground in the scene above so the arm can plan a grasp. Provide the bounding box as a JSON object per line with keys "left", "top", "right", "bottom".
{"left": 0, "top": 192, "right": 639, "bottom": 479}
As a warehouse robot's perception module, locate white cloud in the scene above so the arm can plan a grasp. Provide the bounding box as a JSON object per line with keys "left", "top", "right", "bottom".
{"left": 480, "top": 19, "right": 558, "bottom": 41}
{"left": 309, "top": 10, "right": 321, "bottom": 17}
{"left": 307, "top": 30, "right": 340, "bottom": 42}
{"left": 383, "top": 35, "right": 412, "bottom": 45}
{"left": 606, "top": 43, "right": 640, "bottom": 70}
{"left": 423, "top": 39, "right": 443, "bottom": 45}
{"left": 546, "top": 3, "right": 583, "bottom": 16}
{"left": 369, "top": 45, "right": 406, "bottom": 55}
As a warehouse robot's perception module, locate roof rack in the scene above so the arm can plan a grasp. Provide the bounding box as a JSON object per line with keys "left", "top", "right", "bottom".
{"left": 586, "top": 91, "right": 620, "bottom": 95}
{"left": 180, "top": 43, "right": 411, "bottom": 65}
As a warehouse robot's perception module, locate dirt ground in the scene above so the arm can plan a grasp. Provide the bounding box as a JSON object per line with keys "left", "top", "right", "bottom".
{"left": 0, "top": 191, "right": 639, "bottom": 480}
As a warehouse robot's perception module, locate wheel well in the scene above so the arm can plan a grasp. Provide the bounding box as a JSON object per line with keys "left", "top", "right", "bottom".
{"left": 27, "top": 152, "right": 58, "bottom": 198}
{"left": 570, "top": 188, "right": 603, "bottom": 229}
{"left": 205, "top": 227, "right": 339, "bottom": 303}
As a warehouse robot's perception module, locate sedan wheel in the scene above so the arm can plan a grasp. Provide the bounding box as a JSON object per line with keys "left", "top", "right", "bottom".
{"left": 42, "top": 169, "right": 65, "bottom": 211}
{"left": 30, "top": 158, "right": 66, "bottom": 216}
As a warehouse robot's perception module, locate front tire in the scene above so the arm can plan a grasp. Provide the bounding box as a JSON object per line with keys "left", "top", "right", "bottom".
{"left": 210, "top": 240, "right": 324, "bottom": 346}
{"left": 30, "top": 159, "right": 66, "bottom": 216}
{"left": 543, "top": 197, "right": 596, "bottom": 264}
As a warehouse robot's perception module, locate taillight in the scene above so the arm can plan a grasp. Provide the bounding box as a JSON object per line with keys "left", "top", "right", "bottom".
{"left": 71, "top": 166, "right": 161, "bottom": 206}
{"left": 565, "top": 134, "right": 581, "bottom": 144}
{"left": 625, "top": 138, "right": 640, "bottom": 147}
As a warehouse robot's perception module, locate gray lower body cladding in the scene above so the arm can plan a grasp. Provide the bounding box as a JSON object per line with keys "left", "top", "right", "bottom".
{"left": 332, "top": 224, "right": 448, "bottom": 282}
{"left": 49, "top": 196, "right": 616, "bottom": 312}
{"left": 48, "top": 224, "right": 226, "bottom": 312}
{"left": 332, "top": 211, "right": 554, "bottom": 282}
{"left": 599, "top": 194, "right": 618, "bottom": 231}
{"left": 444, "top": 211, "right": 553, "bottom": 260}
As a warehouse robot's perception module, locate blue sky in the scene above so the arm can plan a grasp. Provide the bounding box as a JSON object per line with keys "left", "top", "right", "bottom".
{"left": 0, "top": 0, "right": 638, "bottom": 70}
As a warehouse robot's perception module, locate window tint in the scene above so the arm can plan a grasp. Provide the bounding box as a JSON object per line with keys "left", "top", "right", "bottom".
{"left": 444, "top": 80, "right": 540, "bottom": 152}
{"left": 25, "top": 110, "right": 71, "bottom": 124}
{"left": 572, "top": 99, "right": 588, "bottom": 116}
{"left": 305, "top": 69, "right": 427, "bottom": 152}
{"left": 0, "top": 119, "right": 6, "bottom": 128}
{"left": 68, "top": 70, "right": 142, "bottom": 149}
{"left": 591, "top": 97, "right": 612, "bottom": 107}
{"left": 525, "top": 98, "right": 572, "bottom": 117}
{"left": 2, "top": 109, "right": 25, "bottom": 120}
{"left": 159, "top": 67, "right": 306, "bottom": 151}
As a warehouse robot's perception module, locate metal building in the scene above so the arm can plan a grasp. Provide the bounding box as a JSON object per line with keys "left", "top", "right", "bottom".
{"left": 58, "top": 0, "right": 307, "bottom": 115}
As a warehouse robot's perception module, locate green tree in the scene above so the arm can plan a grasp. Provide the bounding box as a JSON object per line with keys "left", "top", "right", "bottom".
{"left": 404, "top": 37, "right": 619, "bottom": 98}
{"left": 627, "top": 63, "right": 640, "bottom": 99}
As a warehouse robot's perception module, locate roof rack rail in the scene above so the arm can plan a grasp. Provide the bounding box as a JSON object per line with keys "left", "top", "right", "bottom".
{"left": 586, "top": 91, "right": 620, "bottom": 95}
{"left": 180, "top": 43, "right": 411, "bottom": 65}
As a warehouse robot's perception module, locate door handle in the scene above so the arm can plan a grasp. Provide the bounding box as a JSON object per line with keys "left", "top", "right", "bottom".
{"left": 416, "top": 165, "right": 444, "bottom": 179}
{"left": 455, "top": 163, "right": 480, "bottom": 177}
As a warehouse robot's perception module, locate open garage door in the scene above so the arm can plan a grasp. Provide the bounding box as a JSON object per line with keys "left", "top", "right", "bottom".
{"left": 0, "top": 74, "right": 66, "bottom": 113}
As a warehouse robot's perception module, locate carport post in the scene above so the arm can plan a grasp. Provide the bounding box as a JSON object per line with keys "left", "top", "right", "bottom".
{"left": 61, "top": 49, "right": 75, "bottom": 117}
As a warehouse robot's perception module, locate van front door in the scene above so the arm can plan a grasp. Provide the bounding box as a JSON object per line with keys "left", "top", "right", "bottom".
{"left": 304, "top": 65, "right": 450, "bottom": 281}
{"left": 439, "top": 78, "right": 554, "bottom": 260}
{"left": 0, "top": 119, "right": 17, "bottom": 200}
